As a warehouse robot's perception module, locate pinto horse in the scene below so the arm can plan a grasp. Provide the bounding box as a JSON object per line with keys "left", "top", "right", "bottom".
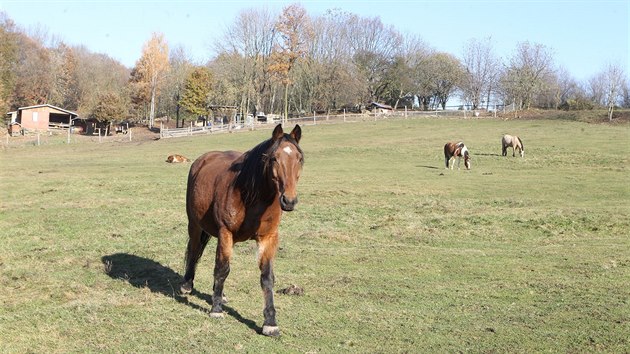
{"left": 444, "top": 141, "right": 471, "bottom": 170}
{"left": 181, "top": 124, "right": 304, "bottom": 337}
{"left": 502, "top": 134, "right": 524, "bottom": 157}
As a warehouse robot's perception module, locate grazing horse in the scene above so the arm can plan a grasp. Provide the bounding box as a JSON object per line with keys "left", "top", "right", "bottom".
{"left": 502, "top": 134, "right": 524, "bottom": 157}
{"left": 181, "top": 124, "right": 304, "bottom": 337}
{"left": 444, "top": 141, "right": 471, "bottom": 170}
{"left": 166, "top": 154, "right": 190, "bottom": 163}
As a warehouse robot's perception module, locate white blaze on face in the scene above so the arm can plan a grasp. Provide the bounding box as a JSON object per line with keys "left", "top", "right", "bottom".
{"left": 283, "top": 146, "right": 293, "bottom": 155}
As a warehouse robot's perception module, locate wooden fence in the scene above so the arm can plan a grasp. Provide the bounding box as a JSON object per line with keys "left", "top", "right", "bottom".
{"left": 159, "top": 109, "right": 480, "bottom": 139}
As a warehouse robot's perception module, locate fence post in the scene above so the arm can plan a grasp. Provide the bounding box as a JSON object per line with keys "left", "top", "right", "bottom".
{"left": 313, "top": 111, "right": 316, "bottom": 125}
{"left": 344, "top": 109, "right": 346, "bottom": 122}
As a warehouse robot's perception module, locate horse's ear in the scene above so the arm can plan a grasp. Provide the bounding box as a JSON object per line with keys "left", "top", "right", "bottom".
{"left": 290, "top": 125, "right": 301, "bottom": 144}
{"left": 272, "top": 124, "right": 284, "bottom": 141}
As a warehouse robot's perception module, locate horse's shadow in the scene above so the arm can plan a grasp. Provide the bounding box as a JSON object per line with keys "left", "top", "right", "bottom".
{"left": 101, "top": 253, "right": 261, "bottom": 334}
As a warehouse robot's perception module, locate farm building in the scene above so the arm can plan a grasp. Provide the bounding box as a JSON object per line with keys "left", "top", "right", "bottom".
{"left": 6, "top": 104, "right": 78, "bottom": 135}
{"left": 368, "top": 102, "right": 394, "bottom": 114}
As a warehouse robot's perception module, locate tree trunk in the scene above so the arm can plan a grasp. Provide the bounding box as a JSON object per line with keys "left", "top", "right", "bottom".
{"left": 150, "top": 87, "right": 156, "bottom": 128}
{"left": 284, "top": 83, "right": 289, "bottom": 125}
{"left": 608, "top": 105, "right": 614, "bottom": 121}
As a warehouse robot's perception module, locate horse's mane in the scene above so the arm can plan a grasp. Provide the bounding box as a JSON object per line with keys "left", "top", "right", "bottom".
{"left": 232, "top": 134, "right": 303, "bottom": 206}
{"left": 517, "top": 136, "right": 524, "bottom": 150}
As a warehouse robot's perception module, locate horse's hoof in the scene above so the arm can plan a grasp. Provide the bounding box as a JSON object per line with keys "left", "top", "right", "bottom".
{"left": 180, "top": 281, "right": 193, "bottom": 294}
{"left": 209, "top": 311, "right": 225, "bottom": 319}
{"left": 262, "top": 325, "right": 280, "bottom": 337}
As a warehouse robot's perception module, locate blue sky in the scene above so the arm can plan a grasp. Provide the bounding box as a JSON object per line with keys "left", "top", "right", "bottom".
{"left": 1, "top": 0, "right": 628, "bottom": 82}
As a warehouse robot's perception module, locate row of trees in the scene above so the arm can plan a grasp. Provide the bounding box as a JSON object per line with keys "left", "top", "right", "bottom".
{"left": 1, "top": 5, "right": 628, "bottom": 128}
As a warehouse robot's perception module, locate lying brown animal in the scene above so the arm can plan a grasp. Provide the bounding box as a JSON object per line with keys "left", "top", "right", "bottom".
{"left": 166, "top": 154, "right": 190, "bottom": 163}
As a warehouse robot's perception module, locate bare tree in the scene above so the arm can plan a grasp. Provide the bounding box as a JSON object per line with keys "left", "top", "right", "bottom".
{"left": 269, "top": 3, "right": 311, "bottom": 123}
{"left": 601, "top": 62, "right": 626, "bottom": 121}
{"left": 162, "top": 45, "right": 193, "bottom": 127}
{"left": 299, "top": 9, "right": 362, "bottom": 112}
{"left": 215, "top": 7, "right": 277, "bottom": 121}
{"left": 502, "top": 41, "right": 555, "bottom": 110}
{"left": 347, "top": 15, "right": 402, "bottom": 104}
{"left": 460, "top": 37, "right": 500, "bottom": 110}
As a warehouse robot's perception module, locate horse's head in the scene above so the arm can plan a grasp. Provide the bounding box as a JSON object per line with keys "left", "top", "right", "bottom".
{"left": 269, "top": 124, "right": 304, "bottom": 211}
{"left": 462, "top": 147, "right": 471, "bottom": 170}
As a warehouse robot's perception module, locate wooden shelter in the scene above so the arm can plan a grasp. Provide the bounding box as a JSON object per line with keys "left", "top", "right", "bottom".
{"left": 6, "top": 104, "right": 78, "bottom": 134}
{"left": 368, "top": 102, "right": 394, "bottom": 114}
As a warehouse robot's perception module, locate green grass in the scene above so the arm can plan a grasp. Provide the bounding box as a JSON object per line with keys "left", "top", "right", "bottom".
{"left": 1, "top": 117, "right": 629, "bottom": 353}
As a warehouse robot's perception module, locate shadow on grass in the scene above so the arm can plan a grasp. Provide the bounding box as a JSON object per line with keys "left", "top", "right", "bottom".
{"left": 101, "top": 253, "right": 261, "bottom": 334}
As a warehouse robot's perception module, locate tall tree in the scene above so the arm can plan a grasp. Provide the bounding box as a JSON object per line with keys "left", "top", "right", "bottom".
{"left": 428, "top": 52, "right": 464, "bottom": 109}
{"left": 502, "top": 41, "right": 555, "bottom": 110}
{"left": 0, "top": 12, "right": 18, "bottom": 114}
{"left": 73, "top": 46, "right": 129, "bottom": 119}
{"left": 162, "top": 45, "right": 193, "bottom": 127}
{"left": 179, "top": 66, "right": 213, "bottom": 119}
{"left": 269, "top": 3, "right": 311, "bottom": 123}
{"left": 347, "top": 15, "right": 402, "bottom": 103}
{"left": 460, "top": 37, "right": 499, "bottom": 110}
{"left": 12, "top": 33, "right": 54, "bottom": 108}
{"left": 133, "top": 32, "right": 169, "bottom": 128}
{"left": 215, "top": 7, "right": 277, "bottom": 121}
{"left": 49, "top": 43, "right": 80, "bottom": 110}
{"left": 91, "top": 91, "right": 126, "bottom": 125}
{"left": 600, "top": 62, "right": 626, "bottom": 121}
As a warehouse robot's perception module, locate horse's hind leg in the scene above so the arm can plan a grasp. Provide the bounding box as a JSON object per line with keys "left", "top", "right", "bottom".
{"left": 210, "top": 228, "right": 233, "bottom": 318}
{"left": 181, "top": 224, "right": 211, "bottom": 294}
{"left": 502, "top": 144, "right": 507, "bottom": 156}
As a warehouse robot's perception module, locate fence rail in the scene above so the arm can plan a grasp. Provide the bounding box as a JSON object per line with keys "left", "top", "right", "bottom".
{"left": 159, "top": 109, "right": 487, "bottom": 139}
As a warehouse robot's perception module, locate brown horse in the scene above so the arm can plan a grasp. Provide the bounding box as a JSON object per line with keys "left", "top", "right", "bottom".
{"left": 502, "top": 134, "right": 524, "bottom": 157}
{"left": 181, "top": 124, "right": 303, "bottom": 337}
{"left": 444, "top": 141, "right": 471, "bottom": 170}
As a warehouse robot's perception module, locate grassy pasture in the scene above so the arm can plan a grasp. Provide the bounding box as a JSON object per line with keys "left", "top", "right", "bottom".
{"left": 0, "top": 117, "right": 628, "bottom": 353}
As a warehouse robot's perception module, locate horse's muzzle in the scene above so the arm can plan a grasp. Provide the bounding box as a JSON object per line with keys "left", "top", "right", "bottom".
{"left": 280, "top": 194, "right": 298, "bottom": 211}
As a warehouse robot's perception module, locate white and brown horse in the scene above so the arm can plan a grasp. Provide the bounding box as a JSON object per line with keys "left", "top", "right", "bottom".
{"left": 444, "top": 142, "right": 471, "bottom": 170}
{"left": 166, "top": 154, "right": 190, "bottom": 163}
{"left": 501, "top": 134, "right": 524, "bottom": 157}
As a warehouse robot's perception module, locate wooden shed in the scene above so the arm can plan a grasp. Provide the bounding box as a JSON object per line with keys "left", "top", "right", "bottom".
{"left": 368, "top": 102, "right": 394, "bottom": 114}
{"left": 6, "top": 104, "right": 78, "bottom": 133}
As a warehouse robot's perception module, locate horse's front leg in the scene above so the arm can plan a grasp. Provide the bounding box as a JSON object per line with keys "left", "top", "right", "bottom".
{"left": 258, "top": 234, "right": 280, "bottom": 336}
{"left": 210, "top": 228, "right": 233, "bottom": 317}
